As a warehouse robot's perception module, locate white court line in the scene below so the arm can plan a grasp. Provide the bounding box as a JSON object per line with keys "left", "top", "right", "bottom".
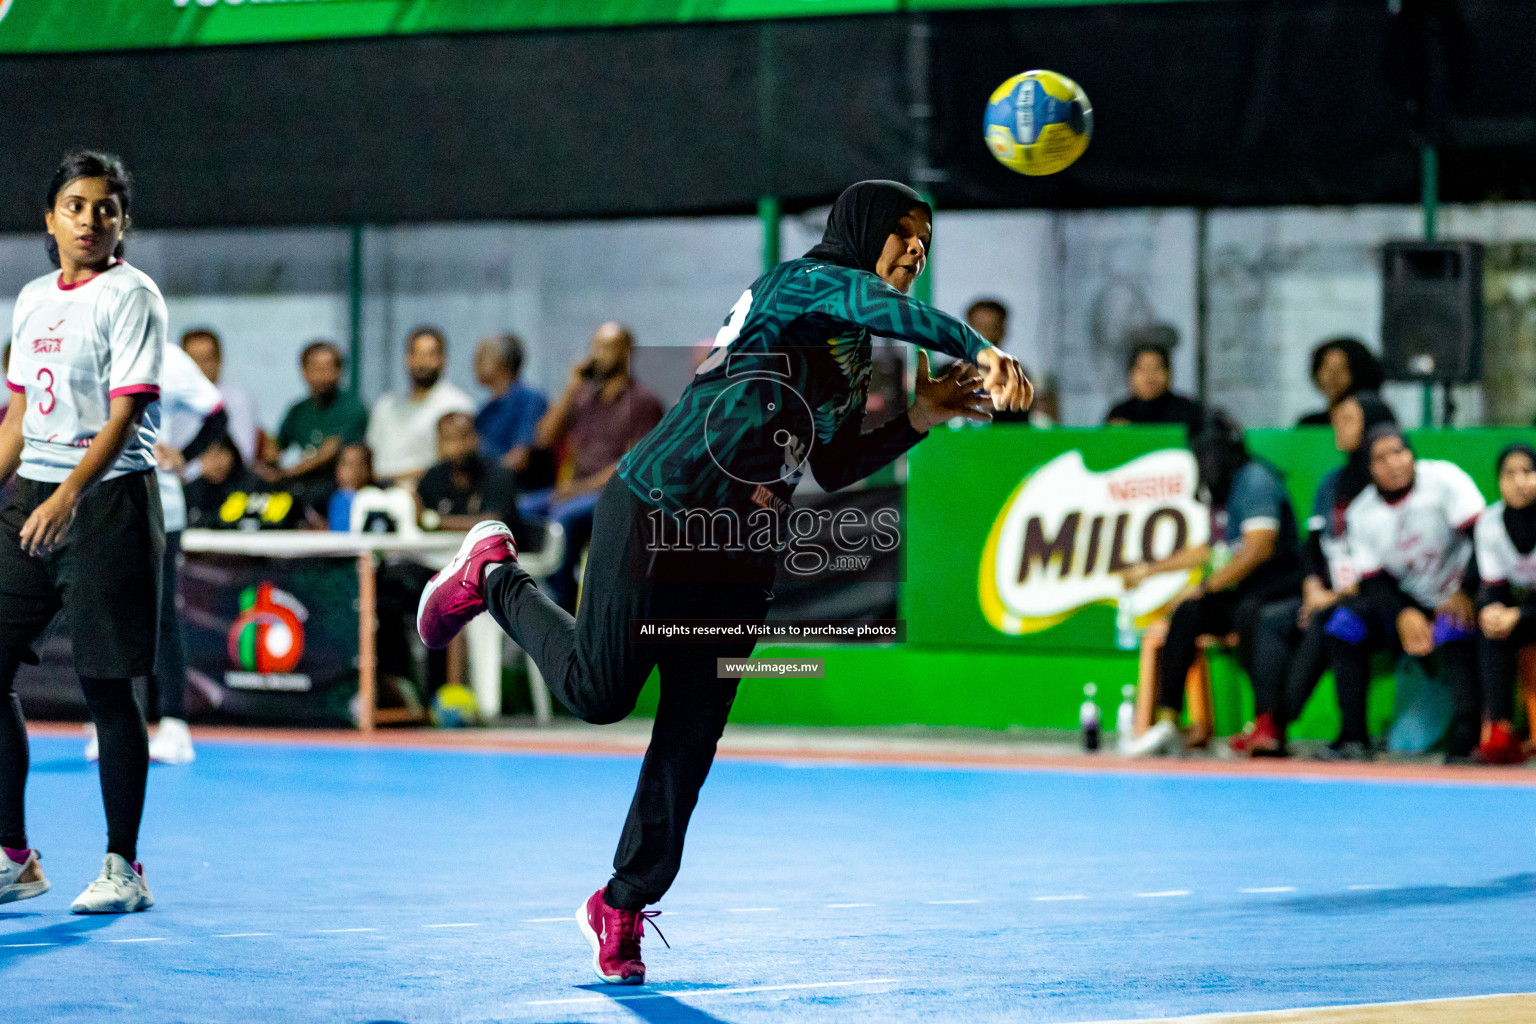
{"left": 1, "top": 942, "right": 57, "bottom": 947}
{"left": 1059, "top": 990, "right": 1536, "bottom": 1024}
{"left": 1239, "top": 886, "right": 1296, "bottom": 894}
{"left": 1031, "top": 894, "right": 1087, "bottom": 902}
{"left": 214, "top": 933, "right": 271, "bottom": 938}
{"left": 825, "top": 902, "right": 875, "bottom": 908}
{"left": 1347, "top": 883, "right": 1400, "bottom": 891}
{"left": 525, "top": 977, "right": 900, "bottom": 1007}
{"left": 316, "top": 927, "right": 378, "bottom": 933}
{"left": 106, "top": 937, "right": 166, "bottom": 943}
{"left": 424, "top": 922, "right": 483, "bottom": 929}
{"left": 924, "top": 899, "right": 980, "bottom": 905}
{"left": 1135, "top": 890, "right": 1192, "bottom": 898}
{"left": 725, "top": 907, "right": 780, "bottom": 913}
{"left": 523, "top": 917, "right": 571, "bottom": 923}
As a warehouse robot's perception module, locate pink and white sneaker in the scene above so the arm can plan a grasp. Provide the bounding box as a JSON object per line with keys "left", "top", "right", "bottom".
{"left": 416, "top": 520, "right": 517, "bottom": 649}
{"left": 576, "top": 887, "right": 668, "bottom": 985}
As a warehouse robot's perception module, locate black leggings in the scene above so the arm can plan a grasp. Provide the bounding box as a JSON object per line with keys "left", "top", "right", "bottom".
{"left": 485, "top": 475, "right": 771, "bottom": 910}
{"left": 1477, "top": 615, "right": 1536, "bottom": 723}
{"left": 1156, "top": 583, "right": 1283, "bottom": 714}
{"left": 0, "top": 657, "right": 148, "bottom": 861}
{"left": 150, "top": 530, "right": 187, "bottom": 721}
{"left": 1325, "top": 597, "right": 1480, "bottom": 755}
{"left": 1248, "top": 596, "right": 1333, "bottom": 733}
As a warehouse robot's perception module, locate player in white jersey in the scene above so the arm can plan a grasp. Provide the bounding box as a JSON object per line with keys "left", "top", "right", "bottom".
{"left": 1322, "top": 425, "right": 1485, "bottom": 759}
{"left": 1474, "top": 444, "right": 1536, "bottom": 764}
{"left": 81, "top": 345, "right": 226, "bottom": 766}
{"left": 0, "top": 152, "right": 165, "bottom": 915}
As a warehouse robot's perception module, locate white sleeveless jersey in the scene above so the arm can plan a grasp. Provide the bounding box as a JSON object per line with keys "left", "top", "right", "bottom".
{"left": 1475, "top": 501, "right": 1536, "bottom": 594}
{"left": 156, "top": 344, "right": 224, "bottom": 533}
{"left": 7, "top": 262, "right": 165, "bottom": 483}
{"left": 1345, "top": 459, "right": 1485, "bottom": 609}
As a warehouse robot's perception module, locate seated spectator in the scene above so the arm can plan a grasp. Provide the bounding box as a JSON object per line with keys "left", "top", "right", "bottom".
{"left": 1296, "top": 336, "right": 1385, "bottom": 427}
{"left": 1474, "top": 444, "right": 1536, "bottom": 764}
{"left": 266, "top": 340, "right": 370, "bottom": 504}
{"left": 321, "top": 443, "right": 377, "bottom": 532}
{"left": 1234, "top": 393, "right": 1397, "bottom": 757}
{"left": 965, "top": 298, "right": 1054, "bottom": 427}
{"left": 473, "top": 333, "right": 550, "bottom": 488}
{"left": 529, "top": 322, "right": 664, "bottom": 610}
{"left": 184, "top": 435, "right": 247, "bottom": 529}
{"left": 181, "top": 328, "right": 262, "bottom": 463}
{"left": 1122, "top": 410, "right": 1303, "bottom": 758}
{"left": 417, "top": 412, "right": 528, "bottom": 548}
{"left": 1104, "top": 326, "right": 1203, "bottom": 434}
{"left": 368, "top": 326, "right": 476, "bottom": 485}
{"left": 1322, "top": 426, "right": 1483, "bottom": 760}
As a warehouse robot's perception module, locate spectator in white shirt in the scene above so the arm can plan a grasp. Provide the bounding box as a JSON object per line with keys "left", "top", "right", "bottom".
{"left": 180, "top": 328, "right": 261, "bottom": 464}
{"left": 366, "top": 326, "right": 475, "bottom": 486}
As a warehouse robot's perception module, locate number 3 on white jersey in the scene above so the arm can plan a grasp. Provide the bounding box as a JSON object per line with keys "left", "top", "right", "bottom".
{"left": 696, "top": 289, "right": 753, "bottom": 376}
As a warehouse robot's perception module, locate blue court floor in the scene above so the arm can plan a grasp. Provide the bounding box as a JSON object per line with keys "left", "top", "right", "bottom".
{"left": 4, "top": 733, "right": 1536, "bottom": 1023}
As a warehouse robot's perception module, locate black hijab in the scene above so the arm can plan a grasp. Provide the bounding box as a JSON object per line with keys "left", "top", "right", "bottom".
{"left": 1498, "top": 444, "right": 1536, "bottom": 555}
{"left": 1335, "top": 392, "right": 1398, "bottom": 509}
{"left": 804, "top": 180, "right": 932, "bottom": 274}
{"left": 1363, "top": 422, "right": 1414, "bottom": 504}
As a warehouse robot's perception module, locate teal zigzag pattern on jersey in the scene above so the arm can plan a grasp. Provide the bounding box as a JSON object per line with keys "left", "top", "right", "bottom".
{"left": 619, "top": 258, "right": 988, "bottom": 559}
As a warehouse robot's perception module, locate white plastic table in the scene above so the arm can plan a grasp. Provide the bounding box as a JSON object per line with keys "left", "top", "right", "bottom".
{"left": 180, "top": 529, "right": 556, "bottom": 730}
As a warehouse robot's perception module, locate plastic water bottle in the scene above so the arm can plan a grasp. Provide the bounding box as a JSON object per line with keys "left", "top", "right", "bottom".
{"left": 1080, "top": 683, "right": 1101, "bottom": 752}
{"left": 1115, "top": 602, "right": 1139, "bottom": 651}
{"left": 1116, "top": 684, "right": 1136, "bottom": 753}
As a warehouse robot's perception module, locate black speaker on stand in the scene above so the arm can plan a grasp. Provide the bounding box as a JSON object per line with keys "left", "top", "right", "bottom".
{"left": 1381, "top": 241, "right": 1483, "bottom": 426}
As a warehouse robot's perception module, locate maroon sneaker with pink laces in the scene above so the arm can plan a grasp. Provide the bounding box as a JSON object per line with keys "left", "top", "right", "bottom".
{"left": 576, "top": 887, "right": 668, "bottom": 985}
{"left": 415, "top": 521, "right": 517, "bottom": 649}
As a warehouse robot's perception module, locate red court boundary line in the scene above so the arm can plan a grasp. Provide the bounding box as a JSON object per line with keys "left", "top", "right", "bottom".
{"left": 25, "top": 722, "right": 1536, "bottom": 787}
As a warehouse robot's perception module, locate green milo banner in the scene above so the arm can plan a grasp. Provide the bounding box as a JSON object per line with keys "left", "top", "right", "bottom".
{"left": 0, "top": 0, "right": 1226, "bottom": 54}
{"left": 905, "top": 425, "right": 1536, "bottom": 653}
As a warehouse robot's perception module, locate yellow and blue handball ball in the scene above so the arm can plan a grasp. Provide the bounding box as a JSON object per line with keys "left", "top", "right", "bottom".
{"left": 431, "top": 683, "right": 482, "bottom": 729}
{"left": 983, "top": 69, "right": 1092, "bottom": 176}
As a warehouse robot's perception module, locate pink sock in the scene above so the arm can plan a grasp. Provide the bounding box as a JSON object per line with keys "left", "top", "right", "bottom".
{"left": 3, "top": 846, "right": 30, "bottom": 865}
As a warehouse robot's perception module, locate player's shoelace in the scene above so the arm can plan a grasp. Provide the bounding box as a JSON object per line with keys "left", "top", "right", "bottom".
{"left": 616, "top": 909, "right": 670, "bottom": 958}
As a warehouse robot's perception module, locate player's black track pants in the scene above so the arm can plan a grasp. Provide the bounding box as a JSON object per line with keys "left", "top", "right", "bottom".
{"left": 484, "top": 474, "right": 772, "bottom": 910}
{"left": 1248, "top": 596, "right": 1333, "bottom": 735}
{"left": 1477, "top": 615, "right": 1536, "bottom": 723}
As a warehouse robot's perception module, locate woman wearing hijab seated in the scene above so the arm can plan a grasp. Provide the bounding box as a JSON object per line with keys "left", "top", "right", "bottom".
{"left": 1231, "top": 393, "right": 1397, "bottom": 756}
{"left": 1321, "top": 426, "right": 1485, "bottom": 759}
{"left": 1123, "top": 409, "right": 1304, "bottom": 758}
{"left": 1473, "top": 444, "right": 1536, "bottom": 764}
{"left": 415, "top": 181, "right": 1030, "bottom": 986}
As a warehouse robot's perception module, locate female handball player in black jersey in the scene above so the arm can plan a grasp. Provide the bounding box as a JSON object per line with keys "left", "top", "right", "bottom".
{"left": 0, "top": 152, "right": 166, "bottom": 915}
{"left": 418, "top": 180, "right": 1031, "bottom": 983}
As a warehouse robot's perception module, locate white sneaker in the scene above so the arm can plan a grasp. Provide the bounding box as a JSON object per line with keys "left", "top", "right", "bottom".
{"left": 70, "top": 853, "right": 154, "bottom": 914}
{"left": 0, "top": 848, "right": 50, "bottom": 905}
{"left": 150, "top": 717, "right": 196, "bottom": 765}
{"left": 83, "top": 722, "right": 98, "bottom": 763}
{"left": 1124, "top": 718, "right": 1185, "bottom": 758}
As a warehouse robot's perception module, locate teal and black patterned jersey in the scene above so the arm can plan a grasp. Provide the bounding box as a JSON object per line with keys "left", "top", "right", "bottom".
{"left": 618, "top": 257, "right": 989, "bottom": 562}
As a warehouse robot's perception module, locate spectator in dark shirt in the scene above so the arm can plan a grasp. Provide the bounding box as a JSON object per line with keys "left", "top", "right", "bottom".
{"left": 264, "top": 340, "right": 370, "bottom": 502}
{"left": 1295, "top": 336, "right": 1385, "bottom": 427}
{"left": 184, "top": 435, "right": 247, "bottom": 529}
{"left": 966, "top": 298, "right": 1055, "bottom": 426}
{"left": 1104, "top": 327, "right": 1203, "bottom": 434}
{"left": 418, "top": 412, "right": 527, "bottom": 548}
{"left": 473, "top": 333, "right": 549, "bottom": 487}
{"left": 528, "top": 322, "right": 665, "bottom": 610}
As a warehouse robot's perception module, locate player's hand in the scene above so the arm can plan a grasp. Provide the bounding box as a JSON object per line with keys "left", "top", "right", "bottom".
{"left": 1121, "top": 563, "right": 1154, "bottom": 589}
{"left": 1396, "top": 607, "right": 1434, "bottom": 657}
{"left": 1436, "top": 591, "right": 1475, "bottom": 632}
{"left": 20, "top": 489, "right": 78, "bottom": 558}
{"left": 153, "top": 443, "right": 186, "bottom": 474}
{"left": 1479, "top": 602, "right": 1520, "bottom": 640}
{"left": 975, "top": 347, "right": 1033, "bottom": 413}
{"left": 907, "top": 351, "right": 991, "bottom": 433}
{"left": 1298, "top": 577, "right": 1337, "bottom": 628}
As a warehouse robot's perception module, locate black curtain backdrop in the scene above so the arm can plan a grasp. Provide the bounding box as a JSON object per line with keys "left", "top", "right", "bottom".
{"left": 0, "top": 0, "right": 1532, "bottom": 230}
